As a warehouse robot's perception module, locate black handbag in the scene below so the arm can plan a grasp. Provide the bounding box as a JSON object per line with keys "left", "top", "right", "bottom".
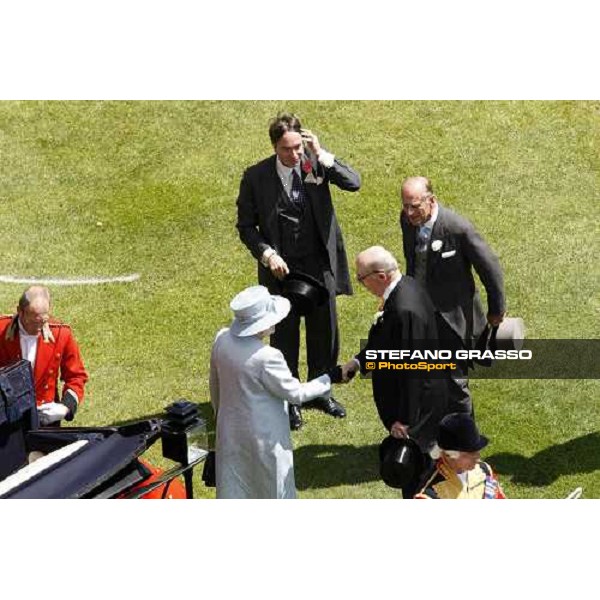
{"left": 201, "top": 450, "right": 216, "bottom": 487}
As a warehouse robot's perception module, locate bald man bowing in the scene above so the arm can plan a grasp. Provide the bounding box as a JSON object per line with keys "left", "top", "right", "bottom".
{"left": 344, "top": 247, "right": 448, "bottom": 496}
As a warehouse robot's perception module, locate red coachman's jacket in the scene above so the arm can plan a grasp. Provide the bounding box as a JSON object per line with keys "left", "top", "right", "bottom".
{"left": 0, "top": 315, "right": 88, "bottom": 414}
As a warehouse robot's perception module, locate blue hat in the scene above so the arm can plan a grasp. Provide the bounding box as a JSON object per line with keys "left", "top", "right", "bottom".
{"left": 229, "top": 286, "right": 290, "bottom": 337}
{"left": 438, "top": 413, "right": 489, "bottom": 452}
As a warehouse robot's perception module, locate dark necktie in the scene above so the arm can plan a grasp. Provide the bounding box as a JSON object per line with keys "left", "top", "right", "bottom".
{"left": 290, "top": 169, "right": 306, "bottom": 210}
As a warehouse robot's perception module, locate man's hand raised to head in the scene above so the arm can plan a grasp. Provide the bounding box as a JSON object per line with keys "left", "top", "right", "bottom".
{"left": 300, "top": 128, "right": 321, "bottom": 156}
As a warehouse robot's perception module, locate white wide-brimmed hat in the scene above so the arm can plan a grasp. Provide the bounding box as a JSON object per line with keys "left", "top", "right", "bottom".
{"left": 229, "top": 285, "right": 290, "bottom": 337}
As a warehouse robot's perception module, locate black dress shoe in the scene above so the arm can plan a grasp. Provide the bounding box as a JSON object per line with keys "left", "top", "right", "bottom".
{"left": 289, "top": 405, "right": 303, "bottom": 430}
{"left": 304, "top": 397, "right": 347, "bottom": 418}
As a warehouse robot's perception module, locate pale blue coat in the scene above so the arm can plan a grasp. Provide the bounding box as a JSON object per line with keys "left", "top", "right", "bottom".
{"left": 209, "top": 328, "right": 331, "bottom": 499}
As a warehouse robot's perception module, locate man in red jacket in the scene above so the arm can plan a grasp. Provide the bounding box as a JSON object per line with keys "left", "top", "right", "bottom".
{"left": 0, "top": 286, "right": 88, "bottom": 425}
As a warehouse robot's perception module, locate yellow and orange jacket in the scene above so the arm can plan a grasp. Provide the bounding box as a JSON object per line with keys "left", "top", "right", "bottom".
{"left": 415, "top": 454, "right": 506, "bottom": 499}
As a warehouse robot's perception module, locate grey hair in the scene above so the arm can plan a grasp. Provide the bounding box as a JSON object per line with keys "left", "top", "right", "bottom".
{"left": 18, "top": 286, "right": 51, "bottom": 311}
{"left": 361, "top": 246, "right": 398, "bottom": 273}
{"left": 256, "top": 325, "right": 276, "bottom": 339}
{"left": 429, "top": 443, "right": 461, "bottom": 460}
{"left": 400, "top": 176, "right": 434, "bottom": 198}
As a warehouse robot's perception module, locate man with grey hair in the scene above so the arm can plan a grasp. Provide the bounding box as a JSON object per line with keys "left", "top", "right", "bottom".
{"left": 0, "top": 286, "right": 88, "bottom": 425}
{"left": 400, "top": 176, "right": 505, "bottom": 414}
{"left": 343, "top": 246, "right": 448, "bottom": 496}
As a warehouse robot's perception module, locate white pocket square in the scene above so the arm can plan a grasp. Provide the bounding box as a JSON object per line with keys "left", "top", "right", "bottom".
{"left": 441, "top": 250, "right": 456, "bottom": 258}
{"left": 304, "top": 173, "right": 324, "bottom": 185}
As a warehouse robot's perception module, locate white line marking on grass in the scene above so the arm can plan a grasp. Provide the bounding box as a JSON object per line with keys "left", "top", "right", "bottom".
{"left": 0, "top": 274, "right": 141, "bottom": 285}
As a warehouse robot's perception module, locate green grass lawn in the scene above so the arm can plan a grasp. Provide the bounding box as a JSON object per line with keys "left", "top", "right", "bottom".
{"left": 0, "top": 100, "right": 598, "bottom": 498}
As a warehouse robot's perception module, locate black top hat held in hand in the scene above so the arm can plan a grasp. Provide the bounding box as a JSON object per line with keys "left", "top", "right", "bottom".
{"left": 279, "top": 271, "right": 329, "bottom": 316}
{"left": 379, "top": 436, "right": 426, "bottom": 490}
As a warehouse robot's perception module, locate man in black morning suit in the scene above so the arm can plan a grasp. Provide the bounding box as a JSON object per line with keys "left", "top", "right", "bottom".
{"left": 236, "top": 113, "right": 361, "bottom": 430}
{"left": 343, "top": 246, "right": 448, "bottom": 497}
{"left": 400, "top": 176, "right": 505, "bottom": 414}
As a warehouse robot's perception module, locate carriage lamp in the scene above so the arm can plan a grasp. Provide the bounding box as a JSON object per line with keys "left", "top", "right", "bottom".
{"left": 161, "top": 400, "right": 208, "bottom": 466}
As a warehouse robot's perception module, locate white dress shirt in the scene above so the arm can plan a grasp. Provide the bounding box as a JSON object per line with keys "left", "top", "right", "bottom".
{"left": 382, "top": 273, "right": 402, "bottom": 304}
{"left": 18, "top": 319, "right": 39, "bottom": 367}
{"left": 418, "top": 202, "right": 439, "bottom": 241}
{"left": 276, "top": 158, "right": 301, "bottom": 199}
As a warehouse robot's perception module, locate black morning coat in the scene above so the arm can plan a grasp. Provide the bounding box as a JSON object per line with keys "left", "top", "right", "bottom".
{"left": 236, "top": 153, "right": 361, "bottom": 296}
{"left": 356, "top": 276, "right": 448, "bottom": 452}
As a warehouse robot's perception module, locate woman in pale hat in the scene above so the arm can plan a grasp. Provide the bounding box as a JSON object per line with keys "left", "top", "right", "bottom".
{"left": 209, "top": 285, "right": 340, "bottom": 499}
{"left": 414, "top": 413, "right": 505, "bottom": 499}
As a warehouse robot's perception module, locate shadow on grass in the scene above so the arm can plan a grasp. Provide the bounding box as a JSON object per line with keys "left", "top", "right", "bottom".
{"left": 486, "top": 431, "right": 600, "bottom": 486}
{"left": 108, "top": 401, "right": 215, "bottom": 434}
{"left": 294, "top": 443, "right": 380, "bottom": 490}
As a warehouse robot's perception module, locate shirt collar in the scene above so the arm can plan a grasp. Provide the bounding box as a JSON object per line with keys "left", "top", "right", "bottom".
{"left": 420, "top": 202, "right": 439, "bottom": 231}
{"left": 18, "top": 318, "right": 38, "bottom": 339}
{"left": 276, "top": 156, "right": 300, "bottom": 180}
{"left": 382, "top": 273, "right": 402, "bottom": 303}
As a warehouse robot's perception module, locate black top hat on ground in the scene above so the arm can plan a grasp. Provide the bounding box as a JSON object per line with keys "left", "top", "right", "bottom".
{"left": 279, "top": 271, "right": 329, "bottom": 316}
{"left": 379, "top": 436, "right": 425, "bottom": 490}
{"left": 437, "top": 413, "right": 489, "bottom": 453}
